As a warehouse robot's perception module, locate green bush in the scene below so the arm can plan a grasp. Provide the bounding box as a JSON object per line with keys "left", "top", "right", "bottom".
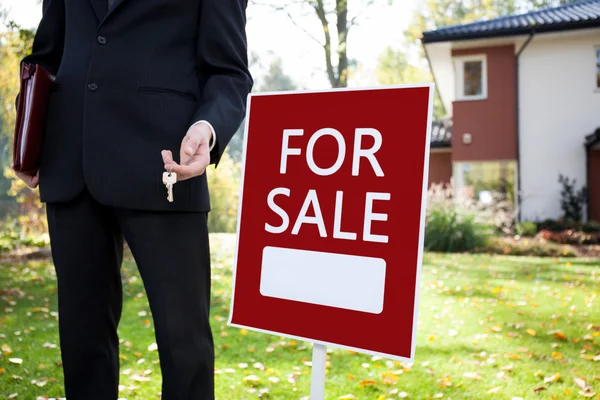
{"left": 481, "top": 237, "right": 578, "bottom": 257}
{"left": 207, "top": 152, "right": 241, "bottom": 233}
{"left": 515, "top": 221, "right": 538, "bottom": 237}
{"left": 537, "top": 219, "right": 600, "bottom": 234}
{"left": 558, "top": 174, "right": 587, "bottom": 222}
{"left": 582, "top": 220, "right": 600, "bottom": 233}
{"left": 538, "top": 218, "right": 575, "bottom": 232}
{"left": 0, "top": 218, "right": 50, "bottom": 253}
{"left": 424, "top": 204, "right": 492, "bottom": 253}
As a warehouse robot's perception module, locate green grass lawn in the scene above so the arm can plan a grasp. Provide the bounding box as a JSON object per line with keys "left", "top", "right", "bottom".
{"left": 1, "top": 233, "right": 599, "bottom": 400}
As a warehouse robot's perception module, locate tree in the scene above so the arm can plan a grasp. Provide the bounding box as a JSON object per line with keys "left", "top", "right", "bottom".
{"left": 406, "top": 0, "right": 579, "bottom": 46}
{"left": 258, "top": 58, "right": 296, "bottom": 92}
{"left": 206, "top": 152, "right": 241, "bottom": 233}
{"left": 376, "top": 47, "right": 445, "bottom": 118}
{"left": 251, "top": 0, "right": 393, "bottom": 88}
{"left": 0, "top": 13, "right": 45, "bottom": 231}
{"left": 226, "top": 56, "right": 297, "bottom": 162}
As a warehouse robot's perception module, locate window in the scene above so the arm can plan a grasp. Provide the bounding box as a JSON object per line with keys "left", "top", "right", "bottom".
{"left": 453, "top": 161, "right": 517, "bottom": 206}
{"left": 596, "top": 47, "right": 600, "bottom": 90}
{"left": 454, "top": 55, "right": 487, "bottom": 101}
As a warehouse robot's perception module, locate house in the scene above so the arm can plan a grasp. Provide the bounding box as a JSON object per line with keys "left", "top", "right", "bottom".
{"left": 421, "top": 0, "right": 600, "bottom": 222}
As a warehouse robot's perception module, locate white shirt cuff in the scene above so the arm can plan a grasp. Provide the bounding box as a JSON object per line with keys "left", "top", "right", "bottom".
{"left": 191, "top": 120, "right": 217, "bottom": 152}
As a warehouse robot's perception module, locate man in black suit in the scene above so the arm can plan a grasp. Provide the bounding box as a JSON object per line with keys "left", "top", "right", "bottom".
{"left": 15, "top": 0, "right": 252, "bottom": 399}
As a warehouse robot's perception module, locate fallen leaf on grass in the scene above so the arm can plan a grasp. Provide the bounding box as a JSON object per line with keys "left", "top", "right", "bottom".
{"left": 381, "top": 372, "right": 398, "bottom": 385}
{"left": 31, "top": 377, "right": 48, "bottom": 387}
{"left": 574, "top": 377, "right": 590, "bottom": 390}
{"left": 8, "top": 394, "right": 18, "bottom": 399}
{"left": 147, "top": 343, "right": 158, "bottom": 352}
{"left": 130, "top": 374, "right": 151, "bottom": 382}
{"left": 551, "top": 352, "right": 564, "bottom": 360}
{"left": 488, "top": 387, "right": 500, "bottom": 393}
{"left": 42, "top": 343, "right": 57, "bottom": 349}
{"left": 432, "top": 393, "right": 443, "bottom": 399}
{"left": 526, "top": 329, "right": 536, "bottom": 336}
{"left": 2, "top": 344, "right": 12, "bottom": 354}
{"left": 533, "top": 387, "right": 546, "bottom": 393}
{"left": 359, "top": 380, "right": 377, "bottom": 387}
{"left": 463, "top": 372, "right": 482, "bottom": 380}
{"left": 399, "top": 392, "right": 409, "bottom": 398}
{"left": 543, "top": 373, "right": 560, "bottom": 383}
{"left": 553, "top": 331, "right": 567, "bottom": 340}
{"left": 253, "top": 362, "right": 265, "bottom": 371}
{"left": 0, "top": 368, "right": 5, "bottom": 374}
{"left": 242, "top": 375, "right": 260, "bottom": 386}
{"left": 338, "top": 395, "right": 356, "bottom": 400}
{"left": 9, "top": 358, "right": 23, "bottom": 365}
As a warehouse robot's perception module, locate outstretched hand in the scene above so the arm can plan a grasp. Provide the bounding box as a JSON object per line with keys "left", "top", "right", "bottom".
{"left": 161, "top": 122, "right": 212, "bottom": 181}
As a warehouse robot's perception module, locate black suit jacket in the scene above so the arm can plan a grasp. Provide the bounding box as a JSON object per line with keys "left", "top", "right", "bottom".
{"left": 20, "top": 0, "right": 252, "bottom": 212}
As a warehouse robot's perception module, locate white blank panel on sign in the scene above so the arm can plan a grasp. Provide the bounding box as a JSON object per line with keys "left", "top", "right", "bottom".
{"left": 260, "top": 247, "right": 386, "bottom": 314}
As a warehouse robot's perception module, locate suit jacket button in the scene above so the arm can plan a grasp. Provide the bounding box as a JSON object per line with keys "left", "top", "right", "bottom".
{"left": 97, "top": 36, "right": 107, "bottom": 45}
{"left": 88, "top": 83, "right": 99, "bottom": 92}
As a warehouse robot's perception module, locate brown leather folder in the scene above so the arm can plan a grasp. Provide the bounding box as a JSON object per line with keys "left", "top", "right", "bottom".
{"left": 12, "top": 63, "right": 55, "bottom": 175}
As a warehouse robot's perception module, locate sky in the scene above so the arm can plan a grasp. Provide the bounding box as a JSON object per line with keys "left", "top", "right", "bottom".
{"left": 1, "top": 0, "right": 421, "bottom": 89}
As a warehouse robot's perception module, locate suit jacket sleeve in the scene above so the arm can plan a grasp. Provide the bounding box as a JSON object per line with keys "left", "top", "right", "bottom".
{"left": 16, "top": 0, "right": 65, "bottom": 107}
{"left": 192, "top": 0, "right": 253, "bottom": 166}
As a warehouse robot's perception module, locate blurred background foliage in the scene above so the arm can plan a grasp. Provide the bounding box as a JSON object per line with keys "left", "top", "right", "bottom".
{"left": 0, "top": 0, "right": 586, "bottom": 249}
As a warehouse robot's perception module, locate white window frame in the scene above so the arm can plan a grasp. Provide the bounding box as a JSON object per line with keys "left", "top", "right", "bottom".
{"left": 454, "top": 54, "right": 488, "bottom": 101}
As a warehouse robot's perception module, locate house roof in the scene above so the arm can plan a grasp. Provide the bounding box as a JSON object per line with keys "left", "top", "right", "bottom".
{"left": 421, "top": 0, "right": 600, "bottom": 43}
{"left": 585, "top": 127, "right": 600, "bottom": 150}
{"left": 430, "top": 118, "right": 452, "bottom": 148}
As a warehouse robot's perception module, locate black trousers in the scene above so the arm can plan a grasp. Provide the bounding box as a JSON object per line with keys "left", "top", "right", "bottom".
{"left": 46, "top": 187, "right": 214, "bottom": 400}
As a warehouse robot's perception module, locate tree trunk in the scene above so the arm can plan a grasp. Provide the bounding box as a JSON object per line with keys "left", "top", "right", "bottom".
{"left": 336, "top": 0, "right": 349, "bottom": 87}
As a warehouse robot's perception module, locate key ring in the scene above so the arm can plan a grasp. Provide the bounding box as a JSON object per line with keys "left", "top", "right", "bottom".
{"left": 167, "top": 164, "right": 172, "bottom": 175}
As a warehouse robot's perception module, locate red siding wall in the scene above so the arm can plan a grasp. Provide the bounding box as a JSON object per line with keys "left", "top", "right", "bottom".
{"left": 428, "top": 151, "right": 452, "bottom": 187}
{"left": 452, "top": 45, "right": 517, "bottom": 162}
{"left": 589, "top": 149, "right": 600, "bottom": 222}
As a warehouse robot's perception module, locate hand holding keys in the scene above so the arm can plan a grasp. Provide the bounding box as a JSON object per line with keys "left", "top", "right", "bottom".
{"left": 163, "top": 167, "right": 177, "bottom": 203}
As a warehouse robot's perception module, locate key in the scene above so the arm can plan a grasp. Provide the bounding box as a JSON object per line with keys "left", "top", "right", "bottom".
{"left": 162, "top": 172, "right": 177, "bottom": 202}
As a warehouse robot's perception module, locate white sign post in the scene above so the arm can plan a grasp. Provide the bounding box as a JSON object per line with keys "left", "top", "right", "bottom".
{"left": 310, "top": 343, "right": 327, "bottom": 400}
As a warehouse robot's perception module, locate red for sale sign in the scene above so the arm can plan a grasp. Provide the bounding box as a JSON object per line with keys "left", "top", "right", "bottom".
{"left": 229, "top": 85, "right": 433, "bottom": 361}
